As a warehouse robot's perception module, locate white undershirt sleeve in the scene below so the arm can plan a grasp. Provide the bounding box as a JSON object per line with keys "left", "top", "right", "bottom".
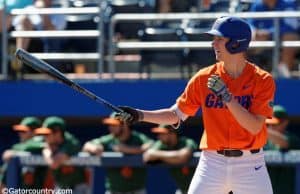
{"left": 170, "top": 104, "right": 189, "bottom": 121}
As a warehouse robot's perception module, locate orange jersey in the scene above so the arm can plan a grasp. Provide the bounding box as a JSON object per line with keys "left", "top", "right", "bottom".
{"left": 176, "top": 61, "right": 276, "bottom": 150}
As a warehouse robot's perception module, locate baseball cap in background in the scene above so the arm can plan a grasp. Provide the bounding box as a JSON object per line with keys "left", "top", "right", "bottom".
{"left": 151, "top": 124, "right": 175, "bottom": 134}
{"left": 103, "top": 112, "right": 121, "bottom": 126}
{"left": 13, "top": 117, "right": 42, "bottom": 132}
{"left": 266, "top": 105, "right": 288, "bottom": 125}
{"left": 35, "top": 116, "right": 66, "bottom": 135}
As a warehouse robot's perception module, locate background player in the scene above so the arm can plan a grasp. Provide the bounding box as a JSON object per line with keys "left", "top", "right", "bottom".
{"left": 265, "top": 105, "right": 300, "bottom": 194}
{"left": 34, "top": 116, "right": 89, "bottom": 194}
{"left": 143, "top": 124, "right": 197, "bottom": 194}
{"left": 116, "top": 16, "right": 276, "bottom": 194}
{"left": 0, "top": 117, "right": 46, "bottom": 190}
{"left": 83, "top": 113, "right": 153, "bottom": 194}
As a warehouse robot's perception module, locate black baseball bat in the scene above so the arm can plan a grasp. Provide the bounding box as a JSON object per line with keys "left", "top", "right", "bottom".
{"left": 15, "top": 48, "right": 123, "bottom": 113}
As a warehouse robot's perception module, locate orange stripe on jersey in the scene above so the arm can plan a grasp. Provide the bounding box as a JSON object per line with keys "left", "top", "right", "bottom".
{"left": 176, "top": 61, "right": 276, "bottom": 150}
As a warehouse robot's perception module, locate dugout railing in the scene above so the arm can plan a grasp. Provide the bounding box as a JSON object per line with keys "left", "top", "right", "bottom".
{"left": 1, "top": 7, "right": 300, "bottom": 79}
{"left": 5, "top": 150, "right": 300, "bottom": 194}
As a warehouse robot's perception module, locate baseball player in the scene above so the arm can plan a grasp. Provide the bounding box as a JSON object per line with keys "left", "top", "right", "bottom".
{"left": 117, "top": 16, "right": 276, "bottom": 194}
{"left": 0, "top": 117, "right": 46, "bottom": 189}
{"left": 143, "top": 124, "right": 197, "bottom": 194}
{"left": 83, "top": 113, "right": 153, "bottom": 194}
{"left": 35, "top": 116, "right": 89, "bottom": 194}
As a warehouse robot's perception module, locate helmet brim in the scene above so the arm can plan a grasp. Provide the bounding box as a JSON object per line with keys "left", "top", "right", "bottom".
{"left": 205, "top": 29, "right": 224, "bottom": 37}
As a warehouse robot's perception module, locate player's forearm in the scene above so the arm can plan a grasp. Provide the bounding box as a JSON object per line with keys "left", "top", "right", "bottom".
{"left": 226, "top": 99, "right": 265, "bottom": 134}
{"left": 82, "top": 142, "right": 103, "bottom": 155}
{"left": 43, "top": 148, "right": 54, "bottom": 165}
{"left": 151, "top": 150, "right": 191, "bottom": 165}
{"left": 141, "top": 109, "right": 179, "bottom": 125}
{"left": 267, "top": 129, "right": 289, "bottom": 148}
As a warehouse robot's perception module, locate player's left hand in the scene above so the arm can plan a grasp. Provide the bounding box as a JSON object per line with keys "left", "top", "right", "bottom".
{"left": 115, "top": 106, "right": 144, "bottom": 125}
{"left": 207, "top": 75, "right": 232, "bottom": 103}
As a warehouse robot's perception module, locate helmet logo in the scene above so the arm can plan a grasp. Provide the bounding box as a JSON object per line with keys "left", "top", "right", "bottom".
{"left": 236, "top": 39, "right": 247, "bottom": 42}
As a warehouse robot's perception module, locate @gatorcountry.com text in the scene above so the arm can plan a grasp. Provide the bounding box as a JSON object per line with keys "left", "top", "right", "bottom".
{"left": 2, "top": 188, "right": 72, "bottom": 194}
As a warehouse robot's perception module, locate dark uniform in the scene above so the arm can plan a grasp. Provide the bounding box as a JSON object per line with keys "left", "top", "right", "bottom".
{"left": 150, "top": 137, "right": 197, "bottom": 193}
{"left": 264, "top": 105, "right": 300, "bottom": 194}
{"left": 88, "top": 131, "right": 153, "bottom": 193}
{"left": 0, "top": 117, "right": 47, "bottom": 189}
{"left": 147, "top": 125, "right": 197, "bottom": 194}
{"left": 34, "top": 116, "right": 88, "bottom": 193}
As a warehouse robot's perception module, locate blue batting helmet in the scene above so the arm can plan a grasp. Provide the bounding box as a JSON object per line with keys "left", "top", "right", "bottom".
{"left": 205, "top": 16, "right": 252, "bottom": 54}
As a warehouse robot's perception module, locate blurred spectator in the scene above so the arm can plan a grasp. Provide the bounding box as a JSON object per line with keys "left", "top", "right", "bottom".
{"left": 248, "top": 0, "right": 299, "bottom": 77}
{"left": 34, "top": 116, "right": 89, "bottom": 194}
{"left": 13, "top": 0, "right": 66, "bottom": 52}
{"left": 12, "top": 0, "right": 67, "bottom": 73}
{"left": 0, "top": 117, "right": 46, "bottom": 189}
{"left": 264, "top": 105, "right": 300, "bottom": 194}
{"left": 143, "top": 125, "right": 197, "bottom": 194}
{"left": 0, "top": 0, "right": 34, "bottom": 78}
{"left": 0, "top": 0, "right": 33, "bottom": 29}
{"left": 83, "top": 113, "right": 153, "bottom": 194}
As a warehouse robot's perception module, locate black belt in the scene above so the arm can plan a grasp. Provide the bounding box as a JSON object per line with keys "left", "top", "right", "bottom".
{"left": 217, "top": 149, "right": 260, "bottom": 157}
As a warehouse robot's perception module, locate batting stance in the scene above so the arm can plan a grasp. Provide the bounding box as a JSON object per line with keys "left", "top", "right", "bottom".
{"left": 117, "top": 16, "right": 275, "bottom": 194}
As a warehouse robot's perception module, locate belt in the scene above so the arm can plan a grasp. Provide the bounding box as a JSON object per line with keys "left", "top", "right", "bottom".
{"left": 217, "top": 149, "right": 260, "bottom": 157}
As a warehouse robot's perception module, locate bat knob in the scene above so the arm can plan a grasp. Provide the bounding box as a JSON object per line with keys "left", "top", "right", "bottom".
{"left": 15, "top": 48, "right": 26, "bottom": 60}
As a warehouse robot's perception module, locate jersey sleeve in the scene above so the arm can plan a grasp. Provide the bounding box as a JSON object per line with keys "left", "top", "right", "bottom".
{"left": 137, "top": 132, "right": 154, "bottom": 144}
{"left": 59, "top": 141, "right": 81, "bottom": 156}
{"left": 59, "top": 132, "right": 81, "bottom": 156}
{"left": 176, "top": 75, "right": 202, "bottom": 116}
{"left": 250, "top": 75, "right": 276, "bottom": 118}
{"left": 150, "top": 141, "right": 164, "bottom": 150}
{"left": 89, "top": 138, "right": 102, "bottom": 145}
{"left": 184, "top": 138, "right": 198, "bottom": 150}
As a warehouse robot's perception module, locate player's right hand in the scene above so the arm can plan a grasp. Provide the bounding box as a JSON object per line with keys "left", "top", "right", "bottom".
{"left": 207, "top": 75, "right": 232, "bottom": 103}
{"left": 116, "top": 106, "right": 144, "bottom": 125}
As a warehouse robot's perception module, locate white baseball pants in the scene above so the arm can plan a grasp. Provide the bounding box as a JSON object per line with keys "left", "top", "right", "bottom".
{"left": 187, "top": 150, "right": 273, "bottom": 194}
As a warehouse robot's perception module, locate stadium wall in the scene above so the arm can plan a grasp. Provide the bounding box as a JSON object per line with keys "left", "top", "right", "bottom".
{"left": 0, "top": 79, "right": 299, "bottom": 117}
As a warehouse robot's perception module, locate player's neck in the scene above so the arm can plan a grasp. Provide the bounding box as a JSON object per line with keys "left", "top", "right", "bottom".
{"left": 223, "top": 56, "right": 246, "bottom": 79}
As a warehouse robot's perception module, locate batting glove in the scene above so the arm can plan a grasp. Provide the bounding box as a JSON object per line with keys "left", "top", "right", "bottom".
{"left": 207, "top": 75, "right": 232, "bottom": 103}
{"left": 115, "top": 106, "right": 144, "bottom": 125}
